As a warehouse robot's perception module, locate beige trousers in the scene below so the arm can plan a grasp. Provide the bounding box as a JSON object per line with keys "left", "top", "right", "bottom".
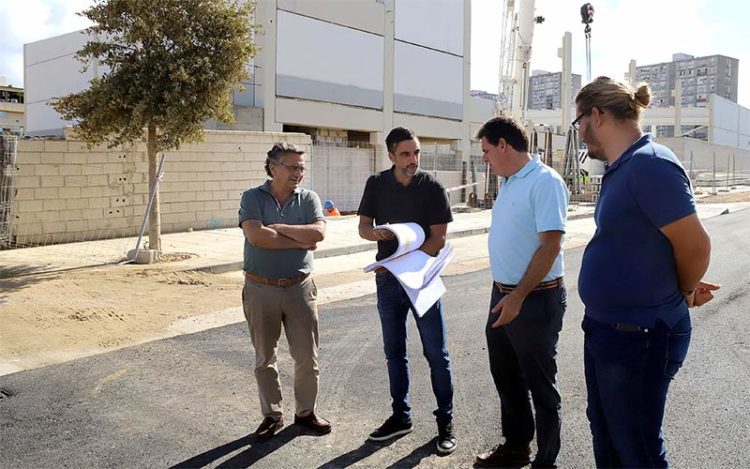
{"left": 242, "top": 276, "right": 319, "bottom": 419}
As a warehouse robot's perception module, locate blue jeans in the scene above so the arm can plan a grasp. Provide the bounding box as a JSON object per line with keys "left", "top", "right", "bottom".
{"left": 375, "top": 271, "right": 453, "bottom": 423}
{"left": 486, "top": 282, "right": 566, "bottom": 467}
{"left": 582, "top": 314, "right": 692, "bottom": 468}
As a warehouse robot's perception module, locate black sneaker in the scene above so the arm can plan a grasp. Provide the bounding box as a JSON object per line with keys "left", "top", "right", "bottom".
{"left": 368, "top": 414, "right": 413, "bottom": 441}
{"left": 436, "top": 420, "right": 456, "bottom": 454}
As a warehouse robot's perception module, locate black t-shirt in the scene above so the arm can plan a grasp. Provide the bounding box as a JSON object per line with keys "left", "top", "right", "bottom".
{"left": 358, "top": 166, "right": 453, "bottom": 260}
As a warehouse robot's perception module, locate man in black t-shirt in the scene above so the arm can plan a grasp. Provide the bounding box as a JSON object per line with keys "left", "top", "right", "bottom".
{"left": 357, "top": 127, "right": 456, "bottom": 454}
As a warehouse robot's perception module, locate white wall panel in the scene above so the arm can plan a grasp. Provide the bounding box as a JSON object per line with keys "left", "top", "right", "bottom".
{"left": 24, "top": 31, "right": 99, "bottom": 135}
{"left": 276, "top": 10, "right": 383, "bottom": 109}
{"left": 394, "top": 41, "right": 462, "bottom": 119}
{"left": 710, "top": 94, "right": 750, "bottom": 149}
{"left": 395, "top": 0, "right": 463, "bottom": 56}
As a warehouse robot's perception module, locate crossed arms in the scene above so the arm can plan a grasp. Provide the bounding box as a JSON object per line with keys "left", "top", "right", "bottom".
{"left": 241, "top": 219, "right": 325, "bottom": 250}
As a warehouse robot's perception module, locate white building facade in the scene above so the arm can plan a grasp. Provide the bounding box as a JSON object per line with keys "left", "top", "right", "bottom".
{"left": 24, "top": 0, "right": 473, "bottom": 165}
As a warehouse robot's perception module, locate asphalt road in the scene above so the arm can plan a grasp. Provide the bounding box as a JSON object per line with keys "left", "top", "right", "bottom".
{"left": 1, "top": 209, "right": 748, "bottom": 468}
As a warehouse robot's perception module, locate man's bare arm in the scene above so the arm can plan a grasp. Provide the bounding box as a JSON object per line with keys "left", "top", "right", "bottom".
{"left": 268, "top": 221, "right": 326, "bottom": 244}
{"left": 420, "top": 223, "right": 448, "bottom": 256}
{"left": 358, "top": 215, "right": 394, "bottom": 242}
{"left": 660, "top": 213, "right": 711, "bottom": 294}
{"left": 491, "top": 230, "right": 563, "bottom": 327}
{"left": 241, "top": 219, "right": 314, "bottom": 250}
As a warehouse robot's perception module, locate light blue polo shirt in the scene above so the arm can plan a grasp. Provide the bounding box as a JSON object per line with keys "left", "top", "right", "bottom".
{"left": 488, "top": 155, "right": 569, "bottom": 285}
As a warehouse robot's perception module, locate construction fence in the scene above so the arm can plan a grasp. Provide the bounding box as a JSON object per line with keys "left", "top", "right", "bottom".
{"left": 307, "top": 140, "right": 489, "bottom": 213}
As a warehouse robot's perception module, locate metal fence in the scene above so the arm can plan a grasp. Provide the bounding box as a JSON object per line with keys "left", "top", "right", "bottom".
{"left": 1, "top": 135, "right": 18, "bottom": 248}
{"left": 682, "top": 150, "right": 750, "bottom": 194}
{"left": 307, "top": 141, "right": 377, "bottom": 212}
{"left": 308, "top": 141, "right": 474, "bottom": 212}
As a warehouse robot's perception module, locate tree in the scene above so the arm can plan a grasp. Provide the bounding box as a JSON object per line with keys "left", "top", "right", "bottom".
{"left": 52, "top": 0, "right": 257, "bottom": 252}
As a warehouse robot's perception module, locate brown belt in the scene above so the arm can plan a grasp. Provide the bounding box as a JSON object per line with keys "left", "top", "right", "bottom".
{"left": 245, "top": 271, "right": 310, "bottom": 287}
{"left": 374, "top": 267, "right": 388, "bottom": 274}
{"left": 495, "top": 277, "right": 563, "bottom": 295}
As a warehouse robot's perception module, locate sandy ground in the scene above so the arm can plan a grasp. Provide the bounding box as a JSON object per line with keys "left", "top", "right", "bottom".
{"left": 0, "top": 265, "right": 246, "bottom": 373}
{"left": 696, "top": 189, "right": 750, "bottom": 204}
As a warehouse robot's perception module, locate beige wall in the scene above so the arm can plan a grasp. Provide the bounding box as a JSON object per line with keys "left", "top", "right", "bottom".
{"left": 658, "top": 136, "right": 750, "bottom": 178}
{"left": 12, "top": 130, "right": 311, "bottom": 245}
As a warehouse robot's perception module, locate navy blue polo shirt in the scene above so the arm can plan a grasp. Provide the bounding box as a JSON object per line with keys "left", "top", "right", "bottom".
{"left": 578, "top": 134, "right": 696, "bottom": 328}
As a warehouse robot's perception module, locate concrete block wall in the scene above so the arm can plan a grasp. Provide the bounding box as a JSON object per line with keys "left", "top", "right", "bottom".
{"left": 12, "top": 130, "right": 311, "bottom": 245}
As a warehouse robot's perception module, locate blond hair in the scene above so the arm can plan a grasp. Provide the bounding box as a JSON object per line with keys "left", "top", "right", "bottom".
{"left": 575, "top": 76, "right": 651, "bottom": 121}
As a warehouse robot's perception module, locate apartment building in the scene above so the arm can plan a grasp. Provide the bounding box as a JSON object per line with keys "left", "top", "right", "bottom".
{"left": 0, "top": 79, "right": 24, "bottom": 135}
{"left": 527, "top": 70, "right": 582, "bottom": 110}
{"left": 635, "top": 53, "right": 739, "bottom": 108}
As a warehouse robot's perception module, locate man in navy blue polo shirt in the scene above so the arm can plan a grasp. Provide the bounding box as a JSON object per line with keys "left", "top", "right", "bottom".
{"left": 575, "top": 76, "right": 719, "bottom": 467}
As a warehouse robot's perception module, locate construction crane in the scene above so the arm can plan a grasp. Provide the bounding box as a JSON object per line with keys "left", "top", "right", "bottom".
{"left": 563, "top": 3, "right": 596, "bottom": 196}
{"left": 580, "top": 3, "right": 594, "bottom": 82}
{"left": 495, "top": 0, "right": 544, "bottom": 120}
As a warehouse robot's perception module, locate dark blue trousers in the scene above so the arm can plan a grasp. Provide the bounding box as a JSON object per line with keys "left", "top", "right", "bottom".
{"left": 582, "top": 314, "right": 691, "bottom": 468}
{"left": 485, "top": 282, "right": 566, "bottom": 467}
{"left": 375, "top": 271, "right": 454, "bottom": 423}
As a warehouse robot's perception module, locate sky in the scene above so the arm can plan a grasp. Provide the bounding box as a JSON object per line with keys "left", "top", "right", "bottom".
{"left": 1, "top": 0, "right": 748, "bottom": 107}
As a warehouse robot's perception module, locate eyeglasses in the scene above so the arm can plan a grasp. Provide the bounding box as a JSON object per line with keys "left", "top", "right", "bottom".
{"left": 275, "top": 162, "right": 306, "bottom": 174}
{"left": 571, "top": 113, "right": 585, "bottom": 130}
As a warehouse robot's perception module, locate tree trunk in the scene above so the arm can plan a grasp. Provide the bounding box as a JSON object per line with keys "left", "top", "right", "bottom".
{"left": 147, "top": 124, "right": 162, "bottom": 252}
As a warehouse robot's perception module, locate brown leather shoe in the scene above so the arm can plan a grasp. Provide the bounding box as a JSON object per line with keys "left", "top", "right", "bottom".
{"left": 254, "top": 416, "right": 283, "bottom": 440}
{"left": 476, "top": 443, "right": 532, "bottom": 468}
{"left": 294, "top": 412, "right": 332, "bottom": 435}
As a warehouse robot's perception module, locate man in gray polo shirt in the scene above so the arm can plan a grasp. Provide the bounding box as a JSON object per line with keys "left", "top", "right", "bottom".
{"left": 239, "top": 142, "right": 331, "bottom": 440}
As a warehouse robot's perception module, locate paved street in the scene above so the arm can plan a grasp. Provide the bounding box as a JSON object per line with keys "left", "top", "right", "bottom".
{"left": 1, "top": 209, "right": 748, "bottom": 468}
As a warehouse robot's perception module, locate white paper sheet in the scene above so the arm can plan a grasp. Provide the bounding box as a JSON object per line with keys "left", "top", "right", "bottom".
{"left": 363, "top": 222, "right": 453, "bottom": 317}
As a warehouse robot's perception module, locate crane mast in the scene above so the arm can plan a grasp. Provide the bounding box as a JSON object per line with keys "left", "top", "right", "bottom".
{"left": 496, "top": 0, "right": 538, "bottom": 120}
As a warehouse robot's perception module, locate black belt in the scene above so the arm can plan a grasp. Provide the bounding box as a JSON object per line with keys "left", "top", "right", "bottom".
{"left": 495, "top": 277, "right": 564, "bottom": 294}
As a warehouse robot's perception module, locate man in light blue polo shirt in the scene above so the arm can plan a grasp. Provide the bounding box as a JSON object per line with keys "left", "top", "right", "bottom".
{"left": 474, "top": 116, "right": 569, "bottom": 469}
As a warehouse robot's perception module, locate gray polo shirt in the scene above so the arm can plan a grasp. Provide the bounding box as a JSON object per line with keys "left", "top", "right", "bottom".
{"left": 238, "top": 180, "right": 325, "bottom": 279}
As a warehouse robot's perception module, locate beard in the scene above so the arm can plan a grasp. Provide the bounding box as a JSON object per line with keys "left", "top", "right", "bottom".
{"left": 587, "top": 147, "right": 607, "bottom": 162}
{"left": 582, "top": 130, "right": 606, "bottom": 162}
{"left": 401, "top": 164, "right": 418, "bottom": 177}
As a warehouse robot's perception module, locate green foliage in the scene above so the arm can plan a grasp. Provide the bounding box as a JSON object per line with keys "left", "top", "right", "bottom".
{"left": 52, "top": 0, "right": 258, "bottom": 151}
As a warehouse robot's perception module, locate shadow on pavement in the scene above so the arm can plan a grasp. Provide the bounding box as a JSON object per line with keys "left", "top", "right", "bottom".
{"left": 169, "top": 428, "right": 297, "bottom": 468}
{"left": 317, "top": 435, "right": 407, "bottom": 469}
{"left": 384, "top": 439, "right": 439, "bottom": 468}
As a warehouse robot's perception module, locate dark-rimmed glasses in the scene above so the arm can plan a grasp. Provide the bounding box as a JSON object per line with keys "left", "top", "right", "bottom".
{"left": 275, "top": 162, "right": 306, "bottom": 174}
{"left": 571, "top": 113, "right": 585, "bottom": 131}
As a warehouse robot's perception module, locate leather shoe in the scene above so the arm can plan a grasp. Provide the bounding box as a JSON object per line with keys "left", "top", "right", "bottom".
{"left": 254, "top": 416, "right": 283, "bottom": 440}
{"left": 476, "top": 443, "right": 532, "bottom": 467}
{"left": 294, "top": 412, "right": 332, "bottom": 435}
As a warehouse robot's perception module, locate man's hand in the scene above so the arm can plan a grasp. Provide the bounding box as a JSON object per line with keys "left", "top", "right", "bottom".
{"left": 683, "top": 281, "right": 720, "bottom": 307}
{"left": 374, "top": 228, "right": 395, "bottom": 241}
{"left": 490, "top": 291, "right": 525, "bottom": 328}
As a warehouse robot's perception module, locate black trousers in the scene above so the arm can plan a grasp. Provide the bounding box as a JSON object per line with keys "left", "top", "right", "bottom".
{"left": 485, "top": 282, "right": 566, "bottom": 466}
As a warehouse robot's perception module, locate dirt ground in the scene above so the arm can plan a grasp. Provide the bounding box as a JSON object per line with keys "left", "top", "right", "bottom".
{"left": 0, "top": 264, "right": 250, "bottom": 373}
{"left": 695, "top": 190, "right": 750, "bottom": 204}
